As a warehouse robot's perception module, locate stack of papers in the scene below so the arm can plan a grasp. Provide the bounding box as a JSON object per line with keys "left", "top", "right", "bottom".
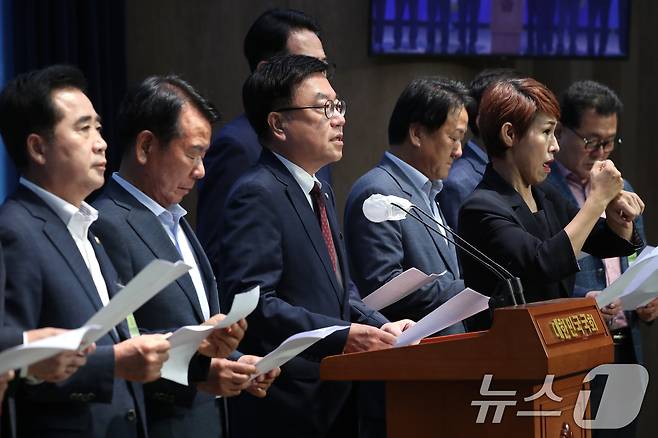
{"left": 596, "top": 246, "right": 658, "bottom": 310}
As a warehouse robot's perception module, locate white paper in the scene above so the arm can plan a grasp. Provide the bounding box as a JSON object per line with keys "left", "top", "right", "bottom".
{"left": 362, "top": 268, "right": 445, "bottom": 311}
{"left": 161, "top": 285, "right": 260, "bottom": 385}
{"left": 395, "top": 288, "right": 490, "bottom": 347}
{"left": 252, "top": 325, "right": 349, "bottom": 379}
{"left": 81, "top": 260, "right": 191, "bottom": 347}
{"left": 0, "top": 259, "right": 190, "bottom": 375}
{"left": 596, "top": 247, "right": 658, "bottom": 309}
{"left": 0, "top": 326, "right": 98, "bottom": 375}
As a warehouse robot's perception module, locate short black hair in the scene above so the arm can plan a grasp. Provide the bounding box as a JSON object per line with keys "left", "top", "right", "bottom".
{"left": 468, "top": 68, "right": 521, "bottom": 137}
{"left": 243, "top": 54, "right": 328, "bottom": 141}
{"left": 560, "top": 80, "right": 623, "bottom": 129}
{"left": 0, "top": 64, "right": 87, "bottom": 170}
{"left": 244, "top": 8, "right": 322, "bottom": 72}
{"left": 388, "top": 77, "right": 472, "bottom": 146}
{"left": 116, "top": 75, "right": 219, "bottom": 157}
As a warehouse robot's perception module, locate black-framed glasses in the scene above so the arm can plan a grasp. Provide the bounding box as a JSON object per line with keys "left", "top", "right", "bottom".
{"left": 564, "top": 125, "right": 622, "bottom": 153}
{"left": 274, "top": 99, "right": 347, "bottom": 120}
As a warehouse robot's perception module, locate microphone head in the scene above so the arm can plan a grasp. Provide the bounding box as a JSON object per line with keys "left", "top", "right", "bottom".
{"left": 362, "top": 194, "right": 413, "bottom": 223}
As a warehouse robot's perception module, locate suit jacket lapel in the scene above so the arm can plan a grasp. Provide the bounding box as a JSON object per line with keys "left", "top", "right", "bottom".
{"left": 262, "top": 151, "right": 344, "bottom": 305}
{"left": 17, "top": 187, "right": 106, "bottom": 314}
{"left": 379, "top": 154, "right": 461, "bottom": 277}
{"left": 181, "top": 219, "right": 220, "bottom": 315}
{"left": 90, "top": 232, "right": 125, "bottom": 342}
{"left": 482, "top": 167, "right": 543, "bottom": 239}
{"left": 107, "top": 180, "right": 207, "bottom": 322}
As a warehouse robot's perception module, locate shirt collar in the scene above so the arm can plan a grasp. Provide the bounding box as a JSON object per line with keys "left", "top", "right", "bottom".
{"left": 272, "top": 151, "right": 321, "bottom": 193}
{"left": 112, "top": 173, "right": 187, "bottom": 226}
{"left": 19, "top": 177, "right": 98, "bottom": 240}
{"left": 554, "top": 160, "right": 589, "bottom": 187}
{"left": 385, "top": 151, "right": 444, "bottom": 197}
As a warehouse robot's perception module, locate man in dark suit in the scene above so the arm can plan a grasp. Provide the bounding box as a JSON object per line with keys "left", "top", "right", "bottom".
{"left": 219, "top": 55, "right": 414, "bottom": 438}
{"left": 549, "top": 80, "right": 656, "bottom": 438}
{"left": 344, "top": 77, "right": 469, "bottom": 438}
{"left": 92, "top": 75, "right": 278, "bottom": 438}
{"left": 0, "top": 65, "right": 171, "bottom": 437}
{"left": 197, "top": 8, "right": 330, "bottom": 279}
{"left": 440, "top": 68, "right": 519, "bottom": 230}
{"left": 345, "top": 77, "right": 470, "bottom": 327}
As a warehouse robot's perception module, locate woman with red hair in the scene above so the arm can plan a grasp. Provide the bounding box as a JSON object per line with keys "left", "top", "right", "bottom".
{"left": 458, "top": 77, "right": 643, "bottom": 329}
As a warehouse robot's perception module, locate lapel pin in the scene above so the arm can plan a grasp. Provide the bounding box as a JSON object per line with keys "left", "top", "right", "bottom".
{"left": 94, "top": 236, "right": 101, "bottom": 245}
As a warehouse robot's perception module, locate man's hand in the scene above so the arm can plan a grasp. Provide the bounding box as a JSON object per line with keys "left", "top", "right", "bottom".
{"left": 636, "top": 297, "right": 658, "bottom": 322}
{"left": 114, "top": 334, "right": 170, "bottom": 382}
{"left": 606, "top": 191, "right": 645, "bottom": 223}
{"left": 196, "top": 358, "right": 256, "bottom": 397}
{"left": 197, "top": 315, "right": 247, "bottom": 358}
{"left": 588, "top": 290, "right": 620, "bottom": 324}
{"left": 237, "top": 355, "right": 281, "bottom": 398}
{"left": 381, "top": 319, "right": 415, "bottom": 337}
{"left": 343, "top": 323, "right": 396, "bottom": 354}
{"left": 589, "top": 160, "right": 623, "bottom": 205}
{"left": 26, "top": 327, "right": 95, "bottom": 382}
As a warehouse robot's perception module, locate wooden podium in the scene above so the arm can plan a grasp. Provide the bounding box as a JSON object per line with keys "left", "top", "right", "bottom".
{"left": 321, "top": 298, "right": 613, "bottom": 437}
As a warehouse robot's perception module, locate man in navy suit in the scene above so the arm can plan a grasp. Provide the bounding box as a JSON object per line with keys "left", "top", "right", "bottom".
{"left": 219, "top": 55, "right": 414, "bottom": 438}
{"left": 345, "top": 77, "right": 470, "bottom": 328}
{"left": 197, "top": 8, "right": 331, "bottom": 279}
{"left": 93, "top": 75, "right": 278, "bottom": 438}
{"left": 0, "top": 65, "right": 171, "bottom": 437}
{"left": 439, "top": 68, "right": 519, "bottom": 230}
{"left": 549, "top": 80, "right": 656, "bottom": 438}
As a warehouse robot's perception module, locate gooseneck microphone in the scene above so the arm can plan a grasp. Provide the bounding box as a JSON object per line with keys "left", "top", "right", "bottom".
{"left": 362, "top": 194, "right": 526, "bottom": 307}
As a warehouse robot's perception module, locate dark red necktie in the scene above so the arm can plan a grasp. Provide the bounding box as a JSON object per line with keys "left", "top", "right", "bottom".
{"left": 310, "top": 183, "right": 338, "bottom": 272}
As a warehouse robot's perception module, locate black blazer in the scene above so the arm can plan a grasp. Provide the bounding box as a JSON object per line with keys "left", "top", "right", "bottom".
{"left": 458, "top": 166, "right": 639, "bottom": 326}
{"left": 218, "top": 149, "right": 387, "bottom": 437}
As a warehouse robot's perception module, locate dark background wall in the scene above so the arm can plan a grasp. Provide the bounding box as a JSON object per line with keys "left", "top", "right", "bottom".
{"left": 125, "top": 1, "right": 657, "bottom": 435}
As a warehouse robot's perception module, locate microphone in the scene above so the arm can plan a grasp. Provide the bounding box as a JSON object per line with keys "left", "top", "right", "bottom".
{"left": 362, "top": 194, "right": 525, "bottom": 307}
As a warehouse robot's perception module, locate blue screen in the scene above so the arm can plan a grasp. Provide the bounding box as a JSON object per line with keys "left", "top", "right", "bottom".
{"left": 370, "top": 0, "right": 630, "bottom": 57}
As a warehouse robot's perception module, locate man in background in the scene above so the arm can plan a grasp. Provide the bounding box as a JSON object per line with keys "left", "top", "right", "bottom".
{"left": 197, "top": 8, "right": 331, "bottom": 278}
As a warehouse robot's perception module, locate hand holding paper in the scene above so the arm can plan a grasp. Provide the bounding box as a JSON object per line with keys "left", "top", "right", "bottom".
{"left": 196, "top": 357, "right": 256, "bottom": 397}
{"left": 395, "top": 288, "right": 490, "bottom": 347}
{"left": 197, "top": 316, "right": 247, "bottom": 358}
{"left": 161, "top": 286, "right": 260, "bottom": 386}
{"left": 253, "top": 325, "right": 349, "bottom": 379}
{"left": 239, "top": 354, "right": 280, "bottom": 397}
{"left": 344, "top": 323, "right": 396, "bottom": 354}
{"left": 114, "top": 334, "right": 171, "bottom": 383}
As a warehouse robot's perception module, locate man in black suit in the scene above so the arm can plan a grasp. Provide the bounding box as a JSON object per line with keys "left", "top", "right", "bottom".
{"left": 93, "top": 75, "right": 278, "bottom": 438}
{"left": 197, "top": 8, "right": 330, "bottom": 279}
{"left": 0, "top": 65, "right": 171, "bottom": 437}
{"left": 219, "top": 54, "right": 414, "bottom": 438}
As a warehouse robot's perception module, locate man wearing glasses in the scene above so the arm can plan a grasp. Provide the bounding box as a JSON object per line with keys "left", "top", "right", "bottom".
{"left": 549, "top": 80, "right": 656, "bottom": 438}
{"left": 218, "top": 54, "right": 414, "bottom": 438}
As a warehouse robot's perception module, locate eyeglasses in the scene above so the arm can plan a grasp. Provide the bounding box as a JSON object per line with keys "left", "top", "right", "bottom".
{"left": 564, "top": 125, "right": 622, "bottom": 153}
{"left": 274, "top": 99, "right": 347, "bottom": 120}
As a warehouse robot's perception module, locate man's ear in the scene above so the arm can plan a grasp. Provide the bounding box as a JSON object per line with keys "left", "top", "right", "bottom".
{"left": 26, "top": 133, "right": 47, "bottom": 165}
{"left": 268, "top": 112, "right": 287, "bottom": 142}
{"left": 500, "top": 122, "right": 516, "bottom": 148}
{"left": 408, "top": 122, "right": 424, "bottom": 149}
{"left": 135, "top": 130, "right": 156, "bottom": 164}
